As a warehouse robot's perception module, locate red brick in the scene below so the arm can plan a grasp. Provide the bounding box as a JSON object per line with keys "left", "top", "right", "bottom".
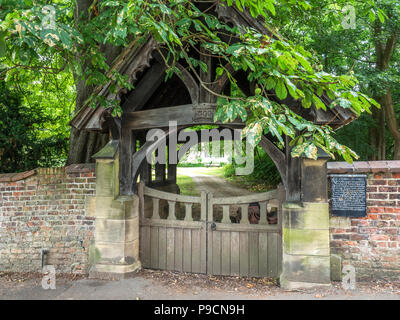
{"left": 371, "top": 234, "right": 389, "bottom": 241}
{"left": 367, "top": 207, "right": 385, "bottom": 214}
{"left": 369, "top": 193, "right": 388, "bottom": 200}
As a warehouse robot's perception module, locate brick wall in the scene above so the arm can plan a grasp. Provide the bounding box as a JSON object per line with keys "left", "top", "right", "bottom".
{"left": 0, "top": 164, "right": 96, "bottom": 274}
{"left": 328, "top": 161, "right": 400, "bottom": 281}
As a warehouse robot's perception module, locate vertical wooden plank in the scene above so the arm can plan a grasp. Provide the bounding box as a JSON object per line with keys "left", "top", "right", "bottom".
{"left": 258, "top": 232, "right": 269, "bottom": 277}
{"left": 155, "top": 147, "right": 166, "bottom": 183}
{"left": 221, "top": 231, "right": 231, "bottom": 275}
{"left": 138, "top": 181, "right": 145, "bottom": 219}
{"left": 259, "top": 202, "right": 268, "bottom": 225}
{"left": 268, "top": 233, "right": 279, "bottom": 277}
{"left": 277, "top": 232, "right": 282, "bottom": 274}
{"left": 221, "top": 205, "right": 230, "bottom": 224}
{"left": 168, "top": 201, "right": 176, "bottom": 220}
{"left": 239, "top": 232, "right": 249, "bottom": 276}
{"left": 183, "top": 229, "right": 192, "bottom": 272}
{"left": 158, "top": 227, "right": 167, "bottom": 270}
{"left": 150, "top": 227, "right": 159, "bottom": 269}
{"left": 207, "top": 193, "right": 213, "bottom": 274}
{"left": 167, "top": 163, "right": 177, "bottom": 183}
{"left": 240, "top": 204, "right": 249, "bottom": 224}
{"left": 119, "top": 128, "right": 134, "bottom": 195}
{"left": 141, "top": 226, "right": 151, "bottom": 268}
{"left": 184, "top": 203, "right": 193, "bottom": 221}
{"left": 200, "top": 223, "right": 207, "bottom": 274}
{"left": 191, "top": 229, "right": 201, "bottom": 273}
{"left": 166, "top": 228, "right": 175, "bottom": 270}
{"left": 249, "top": 232, "right": 259, "bottom": 277}
{"left": 201, "top": 192, "right": 207, "bottom": 222}
{"left": 230, "top": 231, "right": 240, "bottom": 276}
{"left": 152, "top": 198, "right": 160, "bottom": 219}
{"left": 212, "top": 231, "right": 221, "bottom": 275}
{"left": 174, "top": 228, "right": 183, "bottom": 271}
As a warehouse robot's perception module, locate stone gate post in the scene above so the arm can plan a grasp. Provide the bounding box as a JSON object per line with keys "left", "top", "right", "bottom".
{"left": 89, "top": 140, "right": 141, "bottom": 279}
{"left": 280, "top": 155, "right": 331, "bottom": 289}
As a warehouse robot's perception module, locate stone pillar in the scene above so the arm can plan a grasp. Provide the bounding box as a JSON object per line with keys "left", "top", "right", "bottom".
{"left": 280, "top": 156, "right": 331, "bottom": 289}
{"left": 89, "top": 140, "right": 141, "bottom": 279}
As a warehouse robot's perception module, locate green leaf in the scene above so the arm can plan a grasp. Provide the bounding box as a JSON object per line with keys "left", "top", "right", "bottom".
{"left": 275, "top": 79, "right": 287, "bottom": 100}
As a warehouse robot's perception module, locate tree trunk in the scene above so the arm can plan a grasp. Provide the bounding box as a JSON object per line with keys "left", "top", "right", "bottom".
{"left": 66, "top": 0, "right": 122, "bottom": 164}
{"left": 369, "top": 104, "right": 386, "bottom": 160}
{"left": 372, "top": 21, "right": 398, "bottom": 159}
{"left": 381, "top": 88, "right": 400, "bottom": 159}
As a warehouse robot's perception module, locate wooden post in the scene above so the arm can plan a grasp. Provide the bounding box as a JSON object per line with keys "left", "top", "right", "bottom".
{"left": 120, "top": 127, "right": 135, "bottom": 195}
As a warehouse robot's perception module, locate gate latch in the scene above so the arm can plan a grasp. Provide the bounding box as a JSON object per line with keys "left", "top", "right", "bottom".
{"left": 210, "top": 222, "right": 216, "bottom": 231}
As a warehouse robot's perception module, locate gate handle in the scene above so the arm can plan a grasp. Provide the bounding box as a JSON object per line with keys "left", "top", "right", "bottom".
{"left": 210, "top": 222, "right": 216, "bottom": 231}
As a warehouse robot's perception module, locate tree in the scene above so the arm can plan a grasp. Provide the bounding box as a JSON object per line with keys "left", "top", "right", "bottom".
{"left": 0, "top": 0, "right": 379, "bottom": 166}
{"left": 0, "top": 79, "right": 68, "bottom": 172}
{"left": 274, "top": 0, "right": 399, "bottom": 159}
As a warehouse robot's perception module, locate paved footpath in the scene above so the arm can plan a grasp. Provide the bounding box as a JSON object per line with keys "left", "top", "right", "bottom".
{"left": 1, "top": 271, "right": 400, "bottom": 300}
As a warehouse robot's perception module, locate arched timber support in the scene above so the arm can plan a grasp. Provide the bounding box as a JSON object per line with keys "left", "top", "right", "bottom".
{"left": 128, "top": 126, "right": 287, "bottom": 194}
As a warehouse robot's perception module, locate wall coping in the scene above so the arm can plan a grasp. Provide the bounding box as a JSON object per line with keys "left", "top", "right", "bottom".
{"left": 0, "top": 163, "right": 95, "bottom": 183}
{"left": 327, "top": 160, "right": 400, "bottom": 174}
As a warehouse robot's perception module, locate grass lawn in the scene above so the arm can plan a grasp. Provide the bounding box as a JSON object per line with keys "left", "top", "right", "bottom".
{"left": 179, "top": 166, "right": 225, "bottom": 176}
{"left": 176, "top": 174, "right": 199, "bottom": 196}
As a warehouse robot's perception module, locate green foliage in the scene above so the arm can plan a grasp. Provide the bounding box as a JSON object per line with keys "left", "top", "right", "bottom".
{"left": 273, "top": 0, "right": 400, "bottom": 159}
{"left": 0, "top": 80, "right": 68, "bottom": 172}
{"left": 0, "top": 0, "right": 381, "bottom": 167}
{"left": 223, "top": 146, "right": 281, "bottom": 189}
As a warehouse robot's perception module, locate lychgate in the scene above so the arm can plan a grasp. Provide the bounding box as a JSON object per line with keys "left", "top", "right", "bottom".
{"left": 70, "top": 3, "right": 357, "bottom": 289}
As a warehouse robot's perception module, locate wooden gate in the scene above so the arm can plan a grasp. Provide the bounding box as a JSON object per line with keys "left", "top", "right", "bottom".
{"left": 138, "top": 182, "right": 283, "bottom": 278}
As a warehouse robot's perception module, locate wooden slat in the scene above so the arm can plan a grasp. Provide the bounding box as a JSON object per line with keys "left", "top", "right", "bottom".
{"left": 166, "top": 228, "right": 175, "bottom": 270}
{"left": 200, "top": 224, "right": 207, "bottom": 274}
{"left": 258, "top": 232, "right": 269, "bottom": 277}
{"left": 268, "top": 233, "right": 278, "bottom": 277}
{"left": 214, "top": 223, "right": 279, "bottom": 232}
{"left": 123, "top": 103, "right": 243, "bottom": 130}
{"left": 259, "top": 202, "right": 267, "bottom": 225}
{"left": 239, "top": 232, "right": 249, "bottom": 277}
{"left": 240, "top": 204, "right": 249, "bottom": 224}
{"left": 191, "top": 229, "right": 201, "bottom": 273}
{"left": 212, "top": 189, "right": 278, "bottom": 205}
{"left": 174, "top": 228, "right": 183, "bottom": 271}
{"left": 168, "top": 201, "right": 176, "bottom": 220}
{"left": 230, "top": 232, "right": 240, "bottom": 276}
{"left": 140, "top": 226, "right": 151, "bottom": 268}
{"left": 184, "top": 203, "right": 193, "bottom": 222}
{"left": 201, "top": 192, "right": 207, "bottom": 222}
{"left": 277, "top": 234, "right": 282, "bottom": 275}
{"left": 144, "top": 186, "right": 201, "bottom": 204}
{"left": 141, "top": 219, "right": 202, "bottom": 229}
{"left": 158, "top": 227, "right": 167, "bottom": 269}
{"left": 207, "top": 193, "right": 214, "bottom": 275}
{"left": 249, "top": 232, "right": 259, "bottom": 277}
{"left": 221, "top": 205, "right": 230, "bottom": 224}
{"left": 152, "top": 198, "right": 160, "bottom": 220}
{"left": 212, "top": 232, "right": 221, "bottom": 275}
{"left": 183, "top": 229, "right": 192, "bottom": 272}
{"left": 150, "top": 227, "right": 159, "bottom": 269}
{"left": 221, "top": 231, "right": 231, "bottom": 275}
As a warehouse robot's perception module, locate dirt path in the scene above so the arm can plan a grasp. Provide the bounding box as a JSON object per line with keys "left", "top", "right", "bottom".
{"left": 177, "top": 167, "right": 252, "bottom": 197}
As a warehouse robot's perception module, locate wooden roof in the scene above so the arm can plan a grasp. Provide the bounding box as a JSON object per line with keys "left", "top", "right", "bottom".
{"left": 69, "top": 3, "right": 357, "bottom": 132}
